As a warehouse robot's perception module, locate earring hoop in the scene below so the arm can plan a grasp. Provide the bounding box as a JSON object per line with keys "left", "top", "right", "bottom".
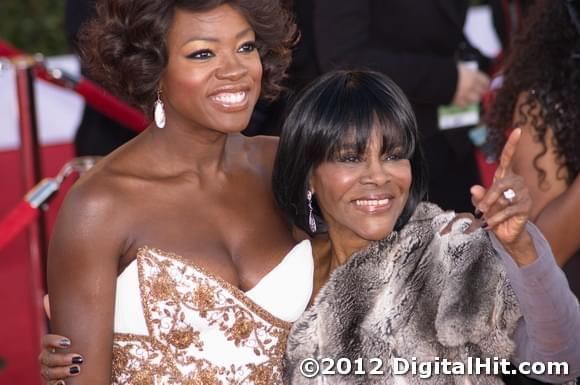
{"left": 307, "top": 190, "right": 317, "bottom": 233}
{"left": 154, "top": 89, "right": 166, "bottom": 128}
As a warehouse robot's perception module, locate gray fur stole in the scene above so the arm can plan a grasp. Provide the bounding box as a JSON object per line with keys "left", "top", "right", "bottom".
{"left": 284, "top": 202, "right": 523, "bottom": 385}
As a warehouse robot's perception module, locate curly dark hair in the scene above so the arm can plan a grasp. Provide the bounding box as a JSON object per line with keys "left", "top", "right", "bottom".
{"left": 487, "top": 0, "right": 580, "bottom": 187}
{"left": 79, "top": 0, "right": 296, "bottom": 116}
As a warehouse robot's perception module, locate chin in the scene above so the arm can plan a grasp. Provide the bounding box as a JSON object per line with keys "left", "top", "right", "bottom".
{"left": 215, "top": 115, "right": 253, "bottom": 133}
{"left": 359, "top": 224, "right": 396, "bottom": 241}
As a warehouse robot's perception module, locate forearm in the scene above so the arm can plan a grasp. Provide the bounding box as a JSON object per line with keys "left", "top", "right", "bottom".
{"left": 49, "top": 268, "right": 116, "bottom": 385}
{"left": 534, "top": 175, "right": 580, "bottom": 266}
{"left": 490, "top": 223, "right": 580, "bottom": 381}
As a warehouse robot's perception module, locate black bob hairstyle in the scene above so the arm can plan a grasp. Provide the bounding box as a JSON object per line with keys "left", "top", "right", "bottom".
{"left": 272, "top": 70, "right": 428, "bottom": 236}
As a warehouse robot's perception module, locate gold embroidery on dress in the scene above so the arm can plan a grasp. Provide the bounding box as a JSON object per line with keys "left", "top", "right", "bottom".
{"left": 191, "top": 284, "right": 215, "bottom": 317}
{"left": 111, "top": 246, "right": 290, "bottom": 385}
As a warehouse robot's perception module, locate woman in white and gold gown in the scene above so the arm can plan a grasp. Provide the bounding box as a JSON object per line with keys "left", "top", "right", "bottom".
{"left": 112, "top": 243, "right": 312, "bottom": 384}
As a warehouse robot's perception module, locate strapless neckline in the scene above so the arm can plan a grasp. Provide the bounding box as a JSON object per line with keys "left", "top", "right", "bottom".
{"left": 132, "top": 240, "right": 312, "bottom": 327}
{"left": 112, "top": 243, "right": 312, "bottom": 384}
{"left": 137, "top": 240, "right": 309, "bottom": 293}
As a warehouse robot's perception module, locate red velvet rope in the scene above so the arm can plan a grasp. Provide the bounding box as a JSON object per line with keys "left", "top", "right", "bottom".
{"left": 0, "top": 40, "right": 21, "bottom": 57}
{"left": 0, "top": 201, "right": 39, "bottom": 251}
{"left": 0, "top": 40, "right": 149, "bottom": 132}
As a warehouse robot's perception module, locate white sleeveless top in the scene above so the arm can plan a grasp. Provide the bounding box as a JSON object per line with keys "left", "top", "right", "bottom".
{"left": 111, "top": 240, "right": 313, "bottom": 385}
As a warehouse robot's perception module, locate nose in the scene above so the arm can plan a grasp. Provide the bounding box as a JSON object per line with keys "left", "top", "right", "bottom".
{"left": 215, "top": 53, "right": 248, "bottom": 81}
{"left": 360, "top": 157, "right": 390, "bottom": 186}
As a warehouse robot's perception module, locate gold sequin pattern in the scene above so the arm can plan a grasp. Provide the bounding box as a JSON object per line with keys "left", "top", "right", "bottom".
{"left": 111, "top": 247, "right": 291, "bottom": 385}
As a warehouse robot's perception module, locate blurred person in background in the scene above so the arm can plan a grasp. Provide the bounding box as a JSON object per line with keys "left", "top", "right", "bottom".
{"left": 488, "top": 0, "right": 580, "bottom": 297}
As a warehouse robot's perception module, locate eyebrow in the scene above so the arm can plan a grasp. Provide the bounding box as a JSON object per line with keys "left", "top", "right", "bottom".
{"left": 185, "top": 27, "right": 254, "bottom": 43}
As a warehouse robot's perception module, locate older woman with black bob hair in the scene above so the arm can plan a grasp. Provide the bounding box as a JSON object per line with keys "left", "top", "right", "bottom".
{"left": 274, "top": 71, "right": 580, "bottom": 384}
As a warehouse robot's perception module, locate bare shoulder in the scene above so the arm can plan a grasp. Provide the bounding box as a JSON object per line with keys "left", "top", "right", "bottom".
{"left": 237, "top": 134, "right": 280, "bottom": 175}
{"left": 247, "top": 134, "right": 280, "bottom": 163}
{"left": 53, "top": 171, "right": 125, "bottom": 250}
{"left": 512, "top": 91, "right": 568, "bottom": 217}
{"left": 62, "top": 167, "right": 124, "bottom": 221}
{"left": 52, "top": 145, "right": 145, "bottom": 254}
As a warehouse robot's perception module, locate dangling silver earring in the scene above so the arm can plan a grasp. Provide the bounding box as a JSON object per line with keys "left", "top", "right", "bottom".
{"left": 154, "top": 89, "right": 166, "bottom": 128}
{"left": 307, "top": 190, "right": 317, "bottom": 233}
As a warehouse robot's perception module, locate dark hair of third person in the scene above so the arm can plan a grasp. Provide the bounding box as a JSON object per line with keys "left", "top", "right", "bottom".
{"left": 488, "top": 0, "right": 580, "bottom": 186}
{"left": 272, "top": 70, "right": 428, "bottom": 236}
{"left": 78, "top": 0, "right": 296, "bottom": 115}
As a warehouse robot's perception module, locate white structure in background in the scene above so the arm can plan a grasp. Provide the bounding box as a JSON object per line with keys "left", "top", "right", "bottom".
{"left": 0, "top": 55, "right": 84, "bottom": 151}
{"left": 0, "top": 5, "right": 501, "bottom": 152}
{"left": 465, "top": 5, "right": 502, "bottom": 58}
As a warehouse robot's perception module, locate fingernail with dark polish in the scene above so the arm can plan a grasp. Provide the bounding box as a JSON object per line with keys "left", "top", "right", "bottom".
{"left": 480, "top": 220, "right": 489, "bottom": 230}
{"left": 474, "top": 209, "right": 483, "bottom": 219}
{"left": 72, "top": 356, "right": 83, "bottom": 364}
{"left": 70, "top": 366, "right": 80, "bottom": 375}
{"left": 59, "top": 338, "right": 70, "bottom": 347}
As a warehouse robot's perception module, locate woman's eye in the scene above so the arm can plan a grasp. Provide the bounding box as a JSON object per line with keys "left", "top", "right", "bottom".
{"left": 238, "top": 41, "right": 257, "bottom": 53}
{"left": 187, "top": 49, "right": 214, "bottom": 60}
{"left": 337, "top": 154, "right": 362, "bottom": 163}
{"left": 383, "top": 154, "right": 402, "bottom": 161}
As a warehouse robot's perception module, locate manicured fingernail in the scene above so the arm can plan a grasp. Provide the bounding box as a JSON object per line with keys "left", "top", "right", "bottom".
{"left": 480, "top": 220, "right": 489, "bottom": 230}
{"left": 70, "top": 366, "right": 80, "bottom": 374}
{"left": 72, "top": 356, "right": 83, "bottom": 364}
{"left": 474, "top": 208, "right": 483, "bottom": 218}
{"left": 59, "top": 338, "right": 70, "bottom": 347}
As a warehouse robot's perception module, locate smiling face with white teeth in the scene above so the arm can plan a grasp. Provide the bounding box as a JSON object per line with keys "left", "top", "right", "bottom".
{"left": 274, "top": 71, "right": 427, "bottom": 259}
{"left": 309, "top": 128, "right": 412, "bottom": 247}
{"left": 160, "top": 4, "right": 262, "bottom": 134}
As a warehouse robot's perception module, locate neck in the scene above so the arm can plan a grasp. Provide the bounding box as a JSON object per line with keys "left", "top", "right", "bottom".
{"left": 147, "top": 122, "right": 235, "bottom": 176}
{"left": 310, "top": 232, "right": 371, "bottom": 302}
{"left": 327, "top": 229, "right": 371, "bottom": 270}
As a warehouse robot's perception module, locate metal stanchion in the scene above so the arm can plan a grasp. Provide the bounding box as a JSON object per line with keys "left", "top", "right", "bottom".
{"left": 13, "top": 55, "right": 48, "bottom": 348}
{"left": 0, "top": 157, "right": 101, "bottom": 251}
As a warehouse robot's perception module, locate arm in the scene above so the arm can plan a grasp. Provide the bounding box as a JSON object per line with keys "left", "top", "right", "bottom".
{"left": 490, "top": 224, "right": 580, "bottom": 382}
{"left": 47, "top": 181, "right": 126, "bottom": 385}
{"left": 473, "top": 129, "right": 580, "bottom": 381}
{"left": 511, "top": 94, "right": 578, "bottom": 265}
{"left": 534, "top": 175, "right": 580, "bottom": 265}
{"left": 312, "top": 0, "right": 457, "bottom": 105}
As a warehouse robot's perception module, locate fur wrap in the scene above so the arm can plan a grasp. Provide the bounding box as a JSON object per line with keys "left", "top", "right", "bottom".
{"left": 284, "top": 202, "right": 525, "bottom": 385}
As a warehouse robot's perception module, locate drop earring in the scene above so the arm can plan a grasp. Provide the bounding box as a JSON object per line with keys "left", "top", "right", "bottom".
{"left": 307, "top": 190, "right": 317, "bottom": 233}
{"left": 154, "top": 89, "right": 166, "bottom": 128}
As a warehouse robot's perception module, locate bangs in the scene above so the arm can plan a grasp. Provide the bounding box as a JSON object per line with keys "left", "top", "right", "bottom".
{"left": 326, "top": 114, "right": 416, "bottom": 161}
{"left": 314, "top": 74, "right": 417, "bottom": 163}
{"left": 273, "top": 70, "right": 427, "bottom": 235}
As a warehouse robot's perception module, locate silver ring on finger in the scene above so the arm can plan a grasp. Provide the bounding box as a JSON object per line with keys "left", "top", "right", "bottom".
{"left": 503, "top": 188, "right": 516, "bottom": 204}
